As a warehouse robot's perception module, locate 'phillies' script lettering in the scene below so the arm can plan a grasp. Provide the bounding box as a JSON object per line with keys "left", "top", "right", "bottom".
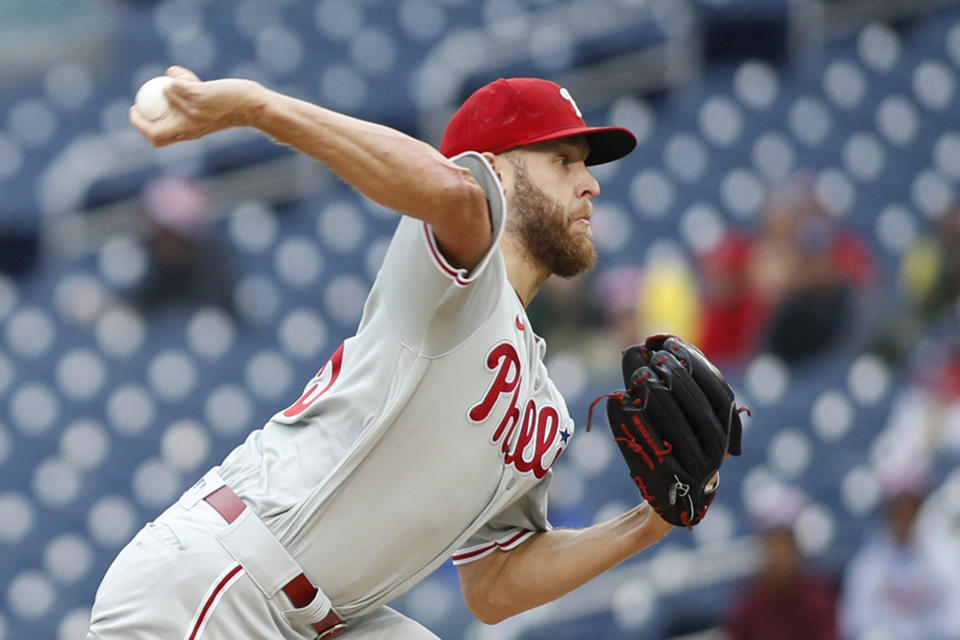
{"left": 468, "top": 342, "right": 564, "bottom": 479}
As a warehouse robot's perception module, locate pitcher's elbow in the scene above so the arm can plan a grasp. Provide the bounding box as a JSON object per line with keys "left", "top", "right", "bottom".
{"left": 464, "top": 591, "right": 523, "bottom": 626}
{"left": 468, "top": 602, "right": 510, "bottom": 626}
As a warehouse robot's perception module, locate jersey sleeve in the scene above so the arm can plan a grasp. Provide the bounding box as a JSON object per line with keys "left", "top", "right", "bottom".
{"left": 417, "top": 151, "right": 507, "bottom": 290}
{"left": 370, "top": 151, "right": 508, "bottom": 355}
{"left": 450, "top": 472, "right": 553, "bottom": 566}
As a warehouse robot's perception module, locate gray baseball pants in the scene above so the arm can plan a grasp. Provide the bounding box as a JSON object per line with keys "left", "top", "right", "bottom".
{"left": 87, "top": 496, "right": 440, "bottom": 639}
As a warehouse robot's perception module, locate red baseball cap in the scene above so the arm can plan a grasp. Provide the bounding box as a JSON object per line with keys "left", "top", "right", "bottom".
{"left": 440, "top": 78, "right": 637, "bottom": 166}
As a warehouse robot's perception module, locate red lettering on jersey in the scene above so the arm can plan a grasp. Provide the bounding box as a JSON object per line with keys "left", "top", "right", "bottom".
{"left": 533, "top": 406, "right": 560, "bottom": 477}
{"left": 469, "top": 342, "right": 521, "bottom": 423}
{"left": 492, "top": 386, "right": 521, "bottom": 451}
{"left": 281, "top": 343, "right": 344, "bottom": 418}
{"left": 470, "top": 342, "right": 569, "bottom": 479}
{"left": 504, "top": 400, "right": 537, "bottom": 470}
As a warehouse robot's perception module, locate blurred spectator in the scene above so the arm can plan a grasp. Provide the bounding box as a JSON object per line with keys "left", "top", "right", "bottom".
{"left": 697, "top": 230, "right": 770, "bottom": 369}
{"left": 634, "top": 246, "right": 702, "bottom": 344}
{"left": 872, "top": 339, "right": 960, "bottom": 476}
{"left": 750, "top": 173, "right": 876, "bottom": 364}
{"left": 131, "top": 175, "right": 236, "bottom": 314}
{"left": 592, "top": 264, "right": 645, "bottom": 348}
{"left": 724, "top": 525, "right": 839, "bottom": 640}
{"left": 527, "top": 274, "right": 606, "bottom": 342}
{"left": 840, "top": 478, "right": 960, "bottom": 640}
{"left": 899, "top": 201, "right": 960, "bottom": 324}
{"left": 523, "top": 273, "right": 620, "bottom": 381}
{"left": 874, "top": 201, "right": 960, "bottom": 365}
{"left": 527, "top": 253, "right": 703, "bottom": 376}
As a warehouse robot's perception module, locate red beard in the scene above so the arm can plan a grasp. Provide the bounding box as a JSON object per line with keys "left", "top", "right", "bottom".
{"left": 505, "top": 158, "right": 597, "bottom": 278}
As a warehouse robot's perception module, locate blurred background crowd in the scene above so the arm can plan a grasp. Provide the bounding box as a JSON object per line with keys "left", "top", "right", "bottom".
{"left": 2, "top": 0, "right": 960, "bottom": 638}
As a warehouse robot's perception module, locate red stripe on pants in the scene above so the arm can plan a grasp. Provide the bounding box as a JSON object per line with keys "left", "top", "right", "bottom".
{"left": 187, "top": 564, "right": 243, "bottom": 640}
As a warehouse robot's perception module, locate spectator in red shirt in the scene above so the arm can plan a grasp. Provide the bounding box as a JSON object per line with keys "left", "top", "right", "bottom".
{"left": 749, "top": 172, "right": 877, "bottom": 364}
{"left": 697, "top": 231, "right": 770, "bottom": 369}
{"left": 725, "top": 525, "right": 839, "bottom": 640}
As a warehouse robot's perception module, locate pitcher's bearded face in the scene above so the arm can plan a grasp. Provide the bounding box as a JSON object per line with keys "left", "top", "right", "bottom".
{"left": 505, "top": 156, "right": 597, "bottom": 278}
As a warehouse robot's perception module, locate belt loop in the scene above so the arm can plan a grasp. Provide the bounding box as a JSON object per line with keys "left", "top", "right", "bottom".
{"left": 179, "top": 467, "right": 226, "bottom": 510}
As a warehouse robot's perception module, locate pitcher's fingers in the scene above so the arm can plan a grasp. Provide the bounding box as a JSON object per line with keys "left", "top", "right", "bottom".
{"left": 129, "top": 106, "right": 155, "bottom": 137}
{"left": 129, "top": 107, "right": 179, "bottom": 147}
{"left": 166, "top": 66, "right": 200, "bottom": 83}
{"left": 165, "top": 79, "right": 196, "bottom": 108}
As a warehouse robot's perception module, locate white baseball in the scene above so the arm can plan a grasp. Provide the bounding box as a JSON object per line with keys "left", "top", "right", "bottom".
{"left": 135, "top": 76, "right": 173, "bottom": 120}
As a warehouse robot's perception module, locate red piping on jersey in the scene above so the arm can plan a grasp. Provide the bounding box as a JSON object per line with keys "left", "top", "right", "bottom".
{"left": 497, "top": 530, "right": 532, "bottom": 548}
{"left": 422, "top": 222, "right": 472, "bottom": 286}
{"left": 452, "top": 530, "right": 533, "bottom": 563}
{"left": 187, "top": 563, "right": 243, "bottom": 640}
{"left": 452, "top": 543, "right": 498, "bottom": 563}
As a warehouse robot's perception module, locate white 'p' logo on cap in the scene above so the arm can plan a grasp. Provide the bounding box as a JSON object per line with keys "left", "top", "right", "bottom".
{"left": 559, "top": 87, "right": 582, "bottom": 118}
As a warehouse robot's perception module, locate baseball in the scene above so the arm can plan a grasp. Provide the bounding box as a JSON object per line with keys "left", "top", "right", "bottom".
{"left": 135, "top": 76, "right": 173, "bottom": 120}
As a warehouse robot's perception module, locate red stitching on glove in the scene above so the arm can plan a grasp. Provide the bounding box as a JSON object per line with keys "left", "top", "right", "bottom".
{"left": 631, "top": 415, "right": 673, "bottom": 462}
{"left": 628, "top": 370, "right": 651, "bottom": 403}
{"left": 615, "top": 423, "right": 655, "bottom": 469}
{"left": 632, "top": 474, "right": 656, "bottom": 504}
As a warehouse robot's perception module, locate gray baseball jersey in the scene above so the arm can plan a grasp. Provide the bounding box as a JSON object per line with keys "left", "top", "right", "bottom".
{"left": 215, "top": 151, "right": 575, "bottom": 619}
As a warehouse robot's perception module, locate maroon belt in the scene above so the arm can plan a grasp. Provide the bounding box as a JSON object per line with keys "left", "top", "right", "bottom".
{"left": 205, "top": 485, "right": 346, "bottom": 639}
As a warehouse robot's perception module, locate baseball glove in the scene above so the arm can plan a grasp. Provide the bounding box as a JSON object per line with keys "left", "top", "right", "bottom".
{"left": 589, "top": 334, "right": 746, "bottom": 528}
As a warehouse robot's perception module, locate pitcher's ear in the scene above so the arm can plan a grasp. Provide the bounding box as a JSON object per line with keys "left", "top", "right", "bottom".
{"left": 482, "top": 151, "right": 507, "bottom": 183}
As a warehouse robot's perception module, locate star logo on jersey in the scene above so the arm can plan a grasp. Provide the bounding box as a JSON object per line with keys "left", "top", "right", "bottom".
{"left": 559, "top": 428, "right": 571, "bottom": 444}
{"left": 515, "top": 314, "right": 525, "bottom": 331}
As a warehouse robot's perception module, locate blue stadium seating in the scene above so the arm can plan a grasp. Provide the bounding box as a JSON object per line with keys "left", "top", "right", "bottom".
{"left": 3, "top": 1, "right": 960, "bottom": 638}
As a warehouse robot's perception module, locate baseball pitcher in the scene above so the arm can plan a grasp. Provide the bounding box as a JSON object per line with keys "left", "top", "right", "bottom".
{"left": 87, "top": 67, "right": 744, "bottom": 639}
